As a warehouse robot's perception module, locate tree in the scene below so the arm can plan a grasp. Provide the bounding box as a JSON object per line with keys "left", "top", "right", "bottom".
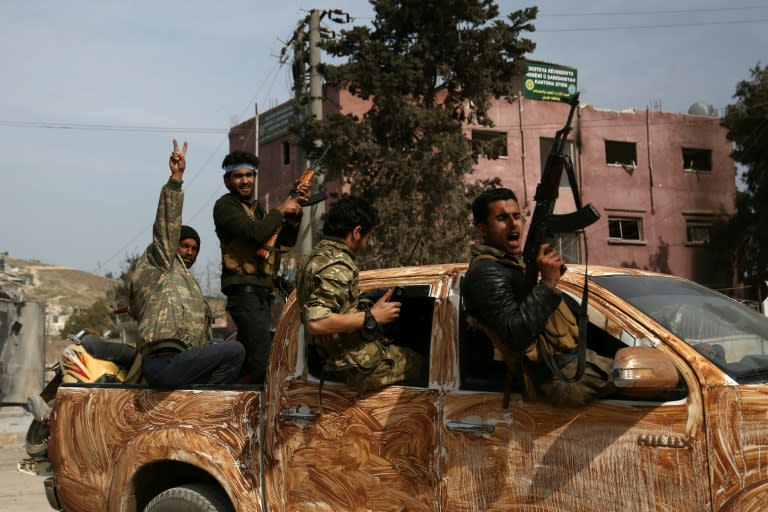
{"left": 108, "top": 254, "right": 139, "bottom": 308}
{"left": 298, "top": 0, "right": 536, "bottom": 268}
{"left": 720, "top": 64, "right": 768, "bottom": 295}
{"left": 62, "top": 300, "right": 114, "bottom": 338}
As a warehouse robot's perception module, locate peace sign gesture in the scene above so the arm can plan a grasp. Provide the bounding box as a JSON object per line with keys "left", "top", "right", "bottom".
{"left": 168, "top": 138, "right": 188, "bottom": 180}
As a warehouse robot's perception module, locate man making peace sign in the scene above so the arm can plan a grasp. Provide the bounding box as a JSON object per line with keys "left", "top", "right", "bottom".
{"left": 129, "top": 139, "right": 245, "bottom": 388}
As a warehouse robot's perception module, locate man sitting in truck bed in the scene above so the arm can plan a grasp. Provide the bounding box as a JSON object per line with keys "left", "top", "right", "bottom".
{"left": 295, "top": 196, "right": 426, "bottom": 393}
{"left": 129, "top": 139, "right": 245, "bottom": 388}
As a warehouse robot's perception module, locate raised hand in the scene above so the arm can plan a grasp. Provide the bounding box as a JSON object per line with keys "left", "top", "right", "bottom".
{"left": 537, "top": 243, "right": 565, "bottom": 287}
{"left": 169, "top": 138, "right": 188, "bottom": 180}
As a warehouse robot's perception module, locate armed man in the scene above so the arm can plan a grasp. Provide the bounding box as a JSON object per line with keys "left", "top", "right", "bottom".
{"left": 213, "top": 150, "right": 311, "bottom": 384}
{"left": 462, "top": 188, "right": 614, "bottom": 405}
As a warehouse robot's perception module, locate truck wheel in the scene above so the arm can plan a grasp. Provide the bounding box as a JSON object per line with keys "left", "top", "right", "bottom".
{"left": 25, "top": 419, "right": 50, "bottom": 457}
{"left": 144, "top": 483, "right": 233, "bottom": 512}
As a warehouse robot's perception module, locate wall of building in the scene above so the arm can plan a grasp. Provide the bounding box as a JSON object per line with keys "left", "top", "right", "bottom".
{"left": 232, "top": 89, "right": 737, "bottom": 287}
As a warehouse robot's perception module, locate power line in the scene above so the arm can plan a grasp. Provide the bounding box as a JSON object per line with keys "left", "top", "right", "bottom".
{"left": 94, "top": 58, "right": 289, "bottom": 273}
{"left": 539, "top": 5, "right": 768, "bottom": 17}
{"left": 0, "top": 120, "right": 227, "bottom": 133}
{"left": 537, "top": 18, "right": 768, "bottom": 32}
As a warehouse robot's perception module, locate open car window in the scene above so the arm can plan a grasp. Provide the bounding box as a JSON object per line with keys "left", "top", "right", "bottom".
{"left": 458, "top": 275, "right": 686, "bottom": 400}
{"left": 304, "top": 284, "right": 435, "bottom": 387}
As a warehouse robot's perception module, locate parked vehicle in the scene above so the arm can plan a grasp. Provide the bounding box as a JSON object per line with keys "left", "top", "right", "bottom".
{"left": 35, "top": 264, "right": 768, "bottom": 511}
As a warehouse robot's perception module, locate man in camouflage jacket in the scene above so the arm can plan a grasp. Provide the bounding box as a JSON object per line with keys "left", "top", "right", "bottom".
{"left": 129, "top": 139, "right": 244, "bottom": 388}
{"left": 296, "top": 196, "right": 425, "bottom": 394}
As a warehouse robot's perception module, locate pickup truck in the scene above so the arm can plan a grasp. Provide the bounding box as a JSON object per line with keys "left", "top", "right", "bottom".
{"left": 40, "top": 264, "right": 768, "bottom": 511}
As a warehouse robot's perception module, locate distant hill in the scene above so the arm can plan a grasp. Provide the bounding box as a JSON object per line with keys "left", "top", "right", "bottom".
{"left": 3, "top": 257, "right": 116, "bottom": 309}
{"left": 1, "top": 256, "right": 227, "bottom": 319}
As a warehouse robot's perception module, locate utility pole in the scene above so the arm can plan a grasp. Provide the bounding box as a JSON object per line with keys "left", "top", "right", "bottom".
{"left": 303, "top": 8, "right": 324, "bottom": 257}
{"left": 283, "top": 8, "right": 351, "bottom": 258}
{"left": 253, "top": 102, "right": 259, "bottom": 202}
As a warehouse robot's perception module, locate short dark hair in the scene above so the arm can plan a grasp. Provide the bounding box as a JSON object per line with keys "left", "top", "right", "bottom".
{"left": 322, "top": 196, "right": 379, "bottom": 238}
{"left": 471, "top": 188, "right": 518, "bottom": 225}
{"left": 221, "top": 151, "right": 259, "bottom": 172}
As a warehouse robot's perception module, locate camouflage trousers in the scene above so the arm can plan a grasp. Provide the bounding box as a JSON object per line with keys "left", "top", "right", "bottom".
{"left": 328, "top": 342, "right": 426, "bottom": 394}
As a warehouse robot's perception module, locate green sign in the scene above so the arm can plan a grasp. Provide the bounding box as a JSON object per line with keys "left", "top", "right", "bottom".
{"left": 523, "top": 62, "right": 578, "bottom": 102}
{"left": 260, "top": 103, "right": 297, "bottom": 144}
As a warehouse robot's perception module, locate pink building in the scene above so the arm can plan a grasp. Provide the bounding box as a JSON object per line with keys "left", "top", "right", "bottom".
{"left": 229, "top": 88, "right": 736, "bottom": 289}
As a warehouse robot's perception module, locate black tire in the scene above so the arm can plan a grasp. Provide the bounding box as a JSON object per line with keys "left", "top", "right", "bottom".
{"left": 143, "top": 483, "right": 233, "bottom": 512}
{"left": 25, "top": 419, "right": 50, "bottom": 458}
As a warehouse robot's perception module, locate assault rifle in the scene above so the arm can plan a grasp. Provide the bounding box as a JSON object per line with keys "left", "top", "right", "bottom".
{"left": 257, "top": 155, "right": 328, "bottom": 260}
{"left": 521, "top": 92, "right": 600, "bottom": 289}
{"left": 521, "top": 92, "right": 600, "bottom": 384}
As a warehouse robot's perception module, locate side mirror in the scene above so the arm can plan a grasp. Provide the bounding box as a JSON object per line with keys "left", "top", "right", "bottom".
{"left": 613, "top": 346, "right": 681, "bottom": 398}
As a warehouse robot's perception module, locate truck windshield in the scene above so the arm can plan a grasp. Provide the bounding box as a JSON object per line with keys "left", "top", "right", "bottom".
{"left": 592, "top": 274, "right": 768, "bottom": 384}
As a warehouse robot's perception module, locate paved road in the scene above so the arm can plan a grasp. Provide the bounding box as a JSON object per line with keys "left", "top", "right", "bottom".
{"left": 0, "top": 445, "right": 51, "bottom": 512}
{"left": 0, "top": 407, "right": 53, "bottom": 512}
{"left": 0, "top": 406, "right": 51, "bottom": 512}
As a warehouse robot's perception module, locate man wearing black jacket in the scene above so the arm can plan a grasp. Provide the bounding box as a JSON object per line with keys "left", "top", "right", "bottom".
{"left": 213, "top": 150, "right": 310, "bottom": 384}
{"left": 462, "top": 187, "right": 613, "bottom": 405}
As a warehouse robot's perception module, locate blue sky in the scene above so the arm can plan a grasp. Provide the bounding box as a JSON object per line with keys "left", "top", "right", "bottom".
{"left": 1, "top": 1, "right": 765, "bottom": 291}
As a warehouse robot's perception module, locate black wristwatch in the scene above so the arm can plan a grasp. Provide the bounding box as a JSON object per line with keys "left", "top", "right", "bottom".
{"left": 363, "top": 309, "right": 378, "bottom": 332}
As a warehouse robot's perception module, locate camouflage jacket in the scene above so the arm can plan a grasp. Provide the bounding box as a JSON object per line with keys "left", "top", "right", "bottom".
{"left": 296, "top": 238, "right": 385, "bottom": 373}
{"left": 129, "top": 178, "right": 212, "bottom": 355}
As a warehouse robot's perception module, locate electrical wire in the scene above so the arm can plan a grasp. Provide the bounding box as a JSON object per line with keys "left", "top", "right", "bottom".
{"left": 537, "top": 18, "right": 768, "bottom": 33}
{"left": 539, "top": 5, "right": 768, "bottom": 17}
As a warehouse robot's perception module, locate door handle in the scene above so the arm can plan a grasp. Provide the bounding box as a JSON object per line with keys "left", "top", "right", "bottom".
{"left": 446, "top": 421, "right": 495, "bottom": 433}
{"left": 279, "top": 410, "right": 320, "bottom": 422}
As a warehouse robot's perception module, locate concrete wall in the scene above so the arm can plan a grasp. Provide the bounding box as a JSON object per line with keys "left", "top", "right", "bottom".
{"left": 0, "top": 296, "right": 45, "bottom": 404}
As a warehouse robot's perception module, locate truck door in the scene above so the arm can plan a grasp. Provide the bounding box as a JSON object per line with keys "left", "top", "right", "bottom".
{"left": 440, "top": 278, "right": 710, "bottom": 511}
{"left": 264, "top": 277, "right": 444, "bottom": 512}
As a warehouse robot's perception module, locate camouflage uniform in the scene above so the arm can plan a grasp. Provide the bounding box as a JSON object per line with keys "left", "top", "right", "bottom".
{"left": 130, "top": 178, "right": 213, "bottom": 355}
{"left": 296, "top": 238, "right": 425, "bottom": 393}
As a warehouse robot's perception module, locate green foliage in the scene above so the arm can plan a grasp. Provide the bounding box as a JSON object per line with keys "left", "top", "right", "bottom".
{"left": 107, "top": 254, "right": 139, "bottom": 308}
{"left": 720, "top": 64, "right": 768, "bottom": 291}
{"left": 63, "top": 300, "right": 113, "bottom": 338}
{"left": 298, "top": 0, "right": 536, "bottom": 268}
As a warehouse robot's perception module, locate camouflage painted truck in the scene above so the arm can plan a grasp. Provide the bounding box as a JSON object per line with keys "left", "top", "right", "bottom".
{"left": 42, "top": 264, "right": 768, "bottom": 511}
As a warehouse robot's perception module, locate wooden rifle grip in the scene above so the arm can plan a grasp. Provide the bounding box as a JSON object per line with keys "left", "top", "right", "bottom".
{"left": 256, "top": 168, "right": 315, "bottom": 259}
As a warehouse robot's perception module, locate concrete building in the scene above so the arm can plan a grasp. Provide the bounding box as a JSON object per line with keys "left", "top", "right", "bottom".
{"left": 228, "top": 84, "right": 735, "bottom": 290}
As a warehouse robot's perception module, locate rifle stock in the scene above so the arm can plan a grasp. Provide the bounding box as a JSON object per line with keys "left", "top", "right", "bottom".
{"left": 522, "top": 92, "right": 600, "bottom": 289}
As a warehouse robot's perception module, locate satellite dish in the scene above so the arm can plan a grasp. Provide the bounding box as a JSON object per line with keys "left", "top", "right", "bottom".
{"left": 688, "top": 102, "right": 717, "bottom": 117}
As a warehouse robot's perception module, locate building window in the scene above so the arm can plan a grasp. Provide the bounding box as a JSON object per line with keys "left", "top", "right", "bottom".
{"left": 281, "top": 141, "right": 291, "bottom": 166}
{"left": 605, "top": 140, "right": 637, "bottom": 166}
{"left": 686, "top": 221, "right": 711, "bottom": 245}
{"left": 682, "top": 147, "right": 712, "bottom": 172}
{"left": 472, "top": 130, "right": 508, "bottom": 158}
{"left": 550, "top": 232, "right": 581, "bottom": 264}
{"left": 540, "top": 137, "right": 576, "bottom": 187}
{"left": 608, "top": 217, "right": 642, "bottom": 241}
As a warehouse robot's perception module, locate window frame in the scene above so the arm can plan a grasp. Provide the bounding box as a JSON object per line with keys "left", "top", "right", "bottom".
{"left": 682, "top": 147, "right": 712, "bottom": 172}
{"left": 605, "top": 140, "right": 637, "bottom": 167}
{"left": 540, "top": 137, "right": 576, "bottom": 188}
{"left": 608, "top": 216, "right": 644, "bottom": 243}
{"left": 472, "top": 130, "right": 508, "bottom": 158}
